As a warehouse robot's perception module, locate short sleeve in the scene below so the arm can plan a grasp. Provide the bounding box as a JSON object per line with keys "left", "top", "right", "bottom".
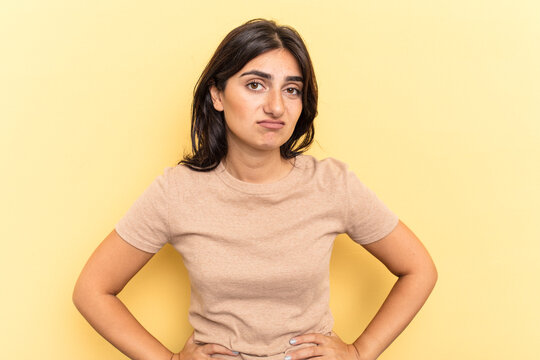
{"left": 344, "top": 169, "right": 399, "bottom": 245}
{"left": 115, "top": 167, "right": 172, "bottom": 253}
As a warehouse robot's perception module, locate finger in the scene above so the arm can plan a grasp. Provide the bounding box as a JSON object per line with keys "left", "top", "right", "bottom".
{"left": 202, "top": 343, "right": 240, "bottom": 356}
{"left": 285, "top": 345, "right": 324, "bottom": 360}
{"left": 289, "top": 333, "right": 328, "bottom": 346}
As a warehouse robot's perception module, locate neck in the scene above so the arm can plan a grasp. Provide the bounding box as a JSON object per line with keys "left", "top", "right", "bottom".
{"left": 223, "top": 148, "right": 294, "bottom": 184}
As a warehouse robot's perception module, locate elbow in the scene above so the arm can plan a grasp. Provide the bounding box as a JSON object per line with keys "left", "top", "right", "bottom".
{"left": 418, "top": 251, "right": 438, "bottom": 290}
{"left": 429, "top": 265, "right": 438, "bottom": 291}
{"left": 72, "top": 280, "right": 86, "bottom": 312}
{"left": 430, "top": 254, "right": 438, "bottom": 282}
{"left": 398, "top": 258, "right": 438, "bottom": 291}
{"left": 72, "top": 278, "right": 100, "bottom": 314}
{"left": 424, "top": 259, "right": 438, "bottom": 292}
{"left": 72, "top": 277, "right": 117, "bottom": 315}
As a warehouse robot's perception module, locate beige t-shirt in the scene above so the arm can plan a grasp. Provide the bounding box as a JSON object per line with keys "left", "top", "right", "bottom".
{"left": 115, "top": 154, "right": 398, "bottom": 357}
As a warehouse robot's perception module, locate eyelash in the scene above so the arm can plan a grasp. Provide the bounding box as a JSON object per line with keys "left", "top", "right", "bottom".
{"left": 246, "top": 81, "right": 302, "bottom": 96}
{"left": 286, "top": 88, "right": 302, "bottom": 96}
{"left": 247, "top": 81, "right": 264, "bottom": 91}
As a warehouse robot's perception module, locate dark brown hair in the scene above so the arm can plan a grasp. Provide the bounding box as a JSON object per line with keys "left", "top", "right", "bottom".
{"left": 179, "top": 18, "right": 318, "bottom": 171}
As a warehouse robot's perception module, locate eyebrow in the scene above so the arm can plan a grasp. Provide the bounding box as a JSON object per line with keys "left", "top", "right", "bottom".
{"left": 240, "top": 70, "right": 303, "bottom": 83}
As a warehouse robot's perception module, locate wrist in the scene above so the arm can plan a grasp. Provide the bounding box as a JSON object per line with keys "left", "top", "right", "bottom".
{"left": 346, "top": 343, "right": 363, "bottom": 360}
{"left": 352, "top": 345, "right": 374, "bottom": 360}
{"left": 352, "top": 336, "right": 380, "bottom": 360}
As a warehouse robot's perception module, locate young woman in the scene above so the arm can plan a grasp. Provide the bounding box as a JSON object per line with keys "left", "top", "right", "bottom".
{"left": 73, "top": 19, "right": 437, "bottom": 360}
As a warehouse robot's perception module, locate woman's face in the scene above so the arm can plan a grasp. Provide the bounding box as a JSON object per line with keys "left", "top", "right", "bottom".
{"left": 210, "top": 48, "right": 303, "bottom": 156}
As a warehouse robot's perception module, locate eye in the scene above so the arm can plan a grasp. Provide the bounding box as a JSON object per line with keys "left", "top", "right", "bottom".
{"left": 247, "top": 81, "right": 264, "bottom": 91}
{"left": 285, "top": 87, "right": 302, "bottom": 96}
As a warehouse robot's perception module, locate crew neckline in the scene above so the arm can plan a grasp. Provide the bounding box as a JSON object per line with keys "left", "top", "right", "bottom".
{"left": 215, "top": 155, "right": 305, "bottom": 195}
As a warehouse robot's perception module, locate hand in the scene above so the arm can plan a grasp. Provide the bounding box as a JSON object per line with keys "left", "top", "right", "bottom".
{"left": 285, "top": 332, "right": 363, "bottom": 360}
{"left": 175, "top": 333, "right": 239, "bottom": 360}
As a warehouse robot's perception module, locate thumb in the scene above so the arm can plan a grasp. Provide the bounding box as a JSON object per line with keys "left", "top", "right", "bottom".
{"left": 202, "top": 343, "right": 240, "bottom": 357}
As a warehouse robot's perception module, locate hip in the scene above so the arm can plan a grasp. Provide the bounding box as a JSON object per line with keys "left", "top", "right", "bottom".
{"left": 211, "top": 331, "right": 336, "bottom": 360}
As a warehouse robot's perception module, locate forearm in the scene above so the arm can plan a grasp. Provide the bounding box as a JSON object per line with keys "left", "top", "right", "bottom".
{"left": 352, "top": 271, "right": 437, "bottom": 360}
{"left": 74, "top": 292, "right": 173, "bottom": 360}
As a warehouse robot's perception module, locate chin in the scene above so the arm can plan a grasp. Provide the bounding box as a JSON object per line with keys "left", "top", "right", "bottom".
{"left": 253, "top": 139, "right": 287, "bottom": 151}
{"left": 256, "top": 145, "right": 282, "bottom": 152}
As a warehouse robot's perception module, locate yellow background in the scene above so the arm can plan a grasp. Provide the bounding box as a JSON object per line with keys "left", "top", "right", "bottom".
{"left": 1, "top": 1, "right": 538, "bottom": 359}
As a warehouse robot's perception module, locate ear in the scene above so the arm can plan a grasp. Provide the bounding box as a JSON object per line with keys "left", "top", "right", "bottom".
{"left": 209, "top": 85, "right": 224, "bottom": 112}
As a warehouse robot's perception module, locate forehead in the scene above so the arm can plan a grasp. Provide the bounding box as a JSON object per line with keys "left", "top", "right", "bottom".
{"left": 234, "top": 49, "right": 302, "bottom": 78}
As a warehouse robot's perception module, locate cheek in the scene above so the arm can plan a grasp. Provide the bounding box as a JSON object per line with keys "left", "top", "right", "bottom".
{"left": 223, "top": 93, "right": 257, "bottom": 120}
{"left": 290, "top": 100, "right": 303, "bottom": 121}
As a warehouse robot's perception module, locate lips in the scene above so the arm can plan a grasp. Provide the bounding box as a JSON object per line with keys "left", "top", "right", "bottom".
{"left": 257, "top": 120, "right": 285, "bottom": 125}
{"left": 257, "top": 120, "right": 285, "bottom": 129}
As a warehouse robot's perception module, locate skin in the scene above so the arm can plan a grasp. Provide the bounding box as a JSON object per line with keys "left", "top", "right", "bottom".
{"left": 209, "top": 48, "right": 303, "bottom": 184}
{"left": 285, "top": 221, "right": 437, "bottom": 360}
{"left": 73, "top": 48, "right": 437, "bottom": 360}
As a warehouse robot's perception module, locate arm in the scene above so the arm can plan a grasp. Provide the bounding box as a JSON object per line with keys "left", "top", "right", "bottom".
{"left": 73, "top": 229, "right": 174, "bottom": 360}
{"left": 351, "top": 220, "right": 438, "bottom": 359}
{"left": 285, "top": 220, "right": 437, "bottom": 360}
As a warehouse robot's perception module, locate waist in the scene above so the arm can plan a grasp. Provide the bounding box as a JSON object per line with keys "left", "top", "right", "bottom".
{"left": 210, "top": 331, "right": 335, "bottom": 360}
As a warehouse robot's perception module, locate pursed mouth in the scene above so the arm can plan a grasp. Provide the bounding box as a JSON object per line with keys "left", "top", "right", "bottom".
{"left": 257, "top": 120, "right": 285, "bottom": 125}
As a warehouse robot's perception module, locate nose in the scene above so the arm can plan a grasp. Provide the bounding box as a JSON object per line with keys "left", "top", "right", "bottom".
{"left": 263, "top": 88, "right": 285, "bottom": 118}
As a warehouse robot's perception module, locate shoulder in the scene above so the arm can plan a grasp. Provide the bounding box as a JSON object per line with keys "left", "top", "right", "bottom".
{"left": 298, "top": 154, "right": 350, "bottom": 170}
{"left": 164, "top": 162, "right": 216, "bottom": 178}
{"left": 161, "top": 162, "right": 218, "bottom": 192}
{"left": 297, "top": 154, "right": 352, "bottom": 185}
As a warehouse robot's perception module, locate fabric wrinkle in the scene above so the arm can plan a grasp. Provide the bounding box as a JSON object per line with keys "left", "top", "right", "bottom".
{"left": 115, "top": 154, "right": 398, "bottom": 354}
{"left": 211, "top": 331, "right": 335, "bottom": 360}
